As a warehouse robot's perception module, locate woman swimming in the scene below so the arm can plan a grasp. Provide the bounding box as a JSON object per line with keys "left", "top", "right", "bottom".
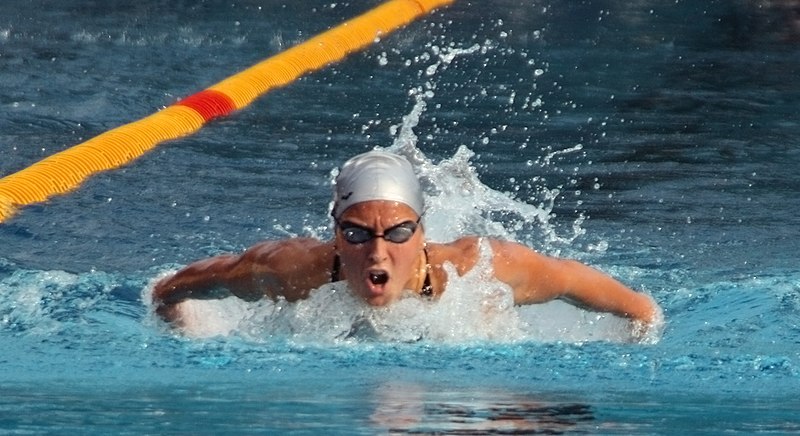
{"left": 152, "top": 150, "right": 660, "bottom": 332}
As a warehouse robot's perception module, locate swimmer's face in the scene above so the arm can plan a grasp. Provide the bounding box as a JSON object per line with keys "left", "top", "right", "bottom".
{"left": 335, "top": 200, "right": 425, "bottom": 306}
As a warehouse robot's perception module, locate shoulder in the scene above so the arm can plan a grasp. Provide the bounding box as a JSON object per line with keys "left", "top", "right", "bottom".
{"left": 239, "top": 238, "right": 335, "bottom": 274}
{"left": 426, "top": 236, "right": 482, "bottom": 276}
{"left": 427, "top": 237, "right": 546, "bottom": 275}
{"left": 243, "top": 238, "right": 333, "bottom": 260}
{"left": 239, "top": 238, "right": 336, "bottom": 300}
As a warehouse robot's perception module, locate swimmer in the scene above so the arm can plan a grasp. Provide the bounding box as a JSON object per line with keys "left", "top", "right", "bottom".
{"left": 152, "top": 150, "right": 660, "bottom": 333}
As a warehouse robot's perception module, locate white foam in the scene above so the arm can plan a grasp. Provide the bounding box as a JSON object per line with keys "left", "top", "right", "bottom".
{"left": 0, "top": 270, "right": 77, "bottom": 333}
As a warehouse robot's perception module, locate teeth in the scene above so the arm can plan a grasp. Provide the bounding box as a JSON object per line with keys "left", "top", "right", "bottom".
{"left": 369, "top": 272, "right": 388, "bottom": 285}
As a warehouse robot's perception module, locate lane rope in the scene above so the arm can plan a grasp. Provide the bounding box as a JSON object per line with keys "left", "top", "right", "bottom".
{"left": 0, "top": 0, "right": 454, "bottom": 223}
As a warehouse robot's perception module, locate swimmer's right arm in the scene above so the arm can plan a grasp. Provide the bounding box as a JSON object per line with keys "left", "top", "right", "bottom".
{"left": 152, "top": 239, "right": 336, "bottom": 322}
{"left": 152, "top": 253, "right": 266, "bottom": 322}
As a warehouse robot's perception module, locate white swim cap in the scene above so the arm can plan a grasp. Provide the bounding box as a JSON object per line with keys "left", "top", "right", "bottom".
{"left": 332, "top": 150, "right": 424, "bottom": 219}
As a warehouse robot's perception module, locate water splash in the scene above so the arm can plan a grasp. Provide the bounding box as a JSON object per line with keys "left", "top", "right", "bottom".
{"left": 383, "top": 85, "right": 584, "bottom": 249}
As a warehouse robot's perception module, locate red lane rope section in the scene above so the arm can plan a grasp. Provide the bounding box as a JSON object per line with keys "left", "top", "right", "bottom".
{"left": 175, "top": 90, "right": 237, "bottom": 122}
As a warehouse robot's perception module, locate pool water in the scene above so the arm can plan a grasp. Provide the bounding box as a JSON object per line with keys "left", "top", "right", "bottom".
{"left": 2, "top": 0, "right": 799, "bottom": 433}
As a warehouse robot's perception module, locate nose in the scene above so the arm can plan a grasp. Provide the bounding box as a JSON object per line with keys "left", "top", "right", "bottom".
{"left": 366, "top": 236, "right": 389, "bottom": 263}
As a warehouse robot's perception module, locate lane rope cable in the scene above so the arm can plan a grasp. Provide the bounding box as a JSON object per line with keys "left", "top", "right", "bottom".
{"left": 0, "top": 0, "right": 454, "bottom": 223}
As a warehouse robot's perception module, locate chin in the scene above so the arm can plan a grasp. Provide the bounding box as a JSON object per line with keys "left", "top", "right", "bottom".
{"left": 359, "top": 289, "right": 401, "bottom": 307}
{"left": 363, "top": 294, "right": 392, "bottom": 307}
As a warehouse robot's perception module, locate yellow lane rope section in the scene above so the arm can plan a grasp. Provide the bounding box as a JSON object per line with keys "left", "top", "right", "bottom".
{"left": 0, "top": 0, "right": 454, "bottom": 223}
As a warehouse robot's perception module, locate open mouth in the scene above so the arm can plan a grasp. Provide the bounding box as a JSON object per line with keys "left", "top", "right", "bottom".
{"left": 369, "top": 271, "right": 389, "bottom": 285}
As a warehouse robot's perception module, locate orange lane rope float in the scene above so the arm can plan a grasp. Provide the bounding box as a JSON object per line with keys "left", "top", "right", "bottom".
{"left": 0, "top": 0, "right": 454, "bottom": 223}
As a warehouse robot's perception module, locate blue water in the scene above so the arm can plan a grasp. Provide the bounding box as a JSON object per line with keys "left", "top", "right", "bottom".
{"left": 2, "top": 0, "right": 800, "bottom": 433}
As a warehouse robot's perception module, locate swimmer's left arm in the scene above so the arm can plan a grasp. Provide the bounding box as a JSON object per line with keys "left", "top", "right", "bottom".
{"left": 489, "top": 240, "right": 659, "bottom": 324}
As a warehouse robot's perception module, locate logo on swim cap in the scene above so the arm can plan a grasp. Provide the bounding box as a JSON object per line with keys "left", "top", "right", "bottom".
{"left": 332, "top": 150, "right": 424, "bottom": 219}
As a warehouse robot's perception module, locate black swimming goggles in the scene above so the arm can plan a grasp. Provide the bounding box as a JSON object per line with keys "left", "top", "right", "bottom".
{"left": 336, "top": 217, "right": 421, "bottom": 244}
